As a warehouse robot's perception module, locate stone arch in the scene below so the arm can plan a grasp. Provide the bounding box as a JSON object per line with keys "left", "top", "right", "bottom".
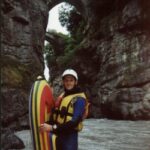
{"left": 47, "top": 0, "right": 86, "bottom": 19}
{"left": 45, "top": 1, "right": 86, "bottom": 54}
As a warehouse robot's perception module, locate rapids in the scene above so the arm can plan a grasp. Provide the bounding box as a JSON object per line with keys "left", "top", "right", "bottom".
{"left": 15, "top": 119, "right": 150, "bottom": 150}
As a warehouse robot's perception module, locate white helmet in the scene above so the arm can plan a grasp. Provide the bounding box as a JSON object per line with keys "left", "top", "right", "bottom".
{"left": 62, "top": 69, "right": 78, "bottom": 80}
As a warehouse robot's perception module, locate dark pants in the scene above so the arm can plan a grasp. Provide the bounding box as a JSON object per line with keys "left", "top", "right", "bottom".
{"left": 50, "top": 132, "right": 78, "bottom": 150}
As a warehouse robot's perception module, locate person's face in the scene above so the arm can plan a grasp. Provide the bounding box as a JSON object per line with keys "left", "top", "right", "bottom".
{"left": 63, "top": 75, "right": 77, "bottom": 90}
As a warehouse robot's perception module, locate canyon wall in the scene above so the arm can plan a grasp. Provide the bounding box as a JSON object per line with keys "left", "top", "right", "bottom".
{"left": 1, "top": 0, "right": 150, "bottom": 148}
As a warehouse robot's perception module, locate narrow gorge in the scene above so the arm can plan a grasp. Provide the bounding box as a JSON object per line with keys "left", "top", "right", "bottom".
{"left": 1, "top": 0, "right": 150, "bottom": 149}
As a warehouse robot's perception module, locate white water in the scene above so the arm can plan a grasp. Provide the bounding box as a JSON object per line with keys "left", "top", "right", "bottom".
{"left": 43, "top": 53, "right": 50, "bottom": 81}
{"left": 79, "top": 119, "right": 150, "bottom": 150}
{"left": 15, "top": 119, "right": 150, "bottom": 150}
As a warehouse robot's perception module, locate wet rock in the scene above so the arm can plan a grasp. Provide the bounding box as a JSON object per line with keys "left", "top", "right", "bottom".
{"left": 1, "top": 130, "right": 25, "bottom": 150}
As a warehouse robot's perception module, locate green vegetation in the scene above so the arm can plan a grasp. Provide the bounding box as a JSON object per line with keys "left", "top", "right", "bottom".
{"left": 44, "top": 41, "right": 56, "bottom": 66}
{"left": 44, "top": 3, "right": 86, "bottom": 69}
{"left": 58, "top": 4, "right": 85, "bottom": 40}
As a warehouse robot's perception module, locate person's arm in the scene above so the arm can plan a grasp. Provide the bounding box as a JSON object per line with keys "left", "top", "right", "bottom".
{"left": 52, "top": 97, "right": 86, "bottom": 134}
{"left": 39, "top": 123, "right": 53, "bottom": 132}
{"left": 39, "top": 106, "right": 56, "bottom": 132}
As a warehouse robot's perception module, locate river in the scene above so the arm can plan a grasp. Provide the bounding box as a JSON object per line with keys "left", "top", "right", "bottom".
{"left": 15, "top": 119, "right": 150, "bottom": 150}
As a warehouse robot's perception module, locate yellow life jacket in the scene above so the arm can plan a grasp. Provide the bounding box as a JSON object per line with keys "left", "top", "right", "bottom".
{"left": 52, "top": 92, "right": 88, "bottom": 131}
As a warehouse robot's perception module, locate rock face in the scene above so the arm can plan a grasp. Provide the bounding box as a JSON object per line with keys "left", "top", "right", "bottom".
{"left": 1, "top": 0, "right": 150, "bottom": 149}
{"left": 70, "top": 0, "right": 150, "bottom": 119}
{"left": 47, "top": 0, "right": 150, "bottom": 120}
{"left": 45, "top": 31, "right": 66, "bottom": 56}
{"left": 1, "top": 0, "right": 49, "bottom": 148}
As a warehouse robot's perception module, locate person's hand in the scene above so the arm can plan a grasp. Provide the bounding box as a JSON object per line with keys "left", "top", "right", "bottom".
{"left": 39, "top": 123, "right": 52, "bottom": 132}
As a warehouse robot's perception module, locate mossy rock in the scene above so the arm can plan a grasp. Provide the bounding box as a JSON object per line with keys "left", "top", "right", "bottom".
{"left": 1, "top": 65, "right": 23, "bottom": 88}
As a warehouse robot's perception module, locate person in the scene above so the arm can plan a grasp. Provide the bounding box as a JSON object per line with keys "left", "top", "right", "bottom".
{"left": 40, "top": 69, "right": 88, "bottom": 150}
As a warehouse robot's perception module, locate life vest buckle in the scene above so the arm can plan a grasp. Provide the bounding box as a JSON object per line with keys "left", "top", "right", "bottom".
{"left": 60, "top": 106, "right": 67, "bottom": 118}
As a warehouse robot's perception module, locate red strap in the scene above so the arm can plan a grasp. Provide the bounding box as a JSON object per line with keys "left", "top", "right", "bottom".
{"left": 55, "top": 97, "right": 61, "bottom": 107}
